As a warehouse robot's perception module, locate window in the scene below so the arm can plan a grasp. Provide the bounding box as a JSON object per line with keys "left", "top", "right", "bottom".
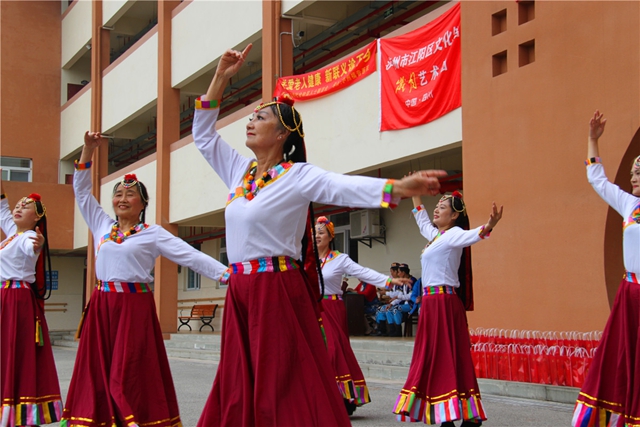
{"left": 1, "top": 157, "right": 32, "bottom": 182}
{"left": 185, "top": 243, "right": 201, "bottom": 291}
{"left": 186, "top": 268, "right": 201, "bottom": 291}
{"left": 330, "top": 213, "right": 358, "bottom": 262}
{"left": 218, "top": 237, "right": 228, "bottom": 289}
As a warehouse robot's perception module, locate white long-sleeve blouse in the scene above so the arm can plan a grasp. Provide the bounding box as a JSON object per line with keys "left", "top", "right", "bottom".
{"left": 0, "top": 198, "right": 39, "bottom": 283}
{"left": 73, "top": 167, "right": 227, "bottom": 283}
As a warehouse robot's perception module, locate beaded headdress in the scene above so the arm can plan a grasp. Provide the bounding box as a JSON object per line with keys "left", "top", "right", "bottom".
{"left": 254, "top": 95, "right": 305, "bottom": 138}
{"left": 439, "top": 190, "right": 466, "bottom": 213}
{"left": 18, "top": 193, "right": 46, "bottom": 218}
{"left": 115, "top": 173, "right": 149, "bottom": 205}
{"left": 633, "top": 155, "right": 640, "bottom": 172}
{"left": 315, "top": 216, "right": 335, "bottom": 238}
{"left": 390, "top": 262, "right": 400, "bottom": 270}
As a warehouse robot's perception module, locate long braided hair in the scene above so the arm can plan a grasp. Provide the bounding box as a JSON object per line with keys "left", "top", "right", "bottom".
{"left": 20, "top": 194, "right": 53, "bottom": 304}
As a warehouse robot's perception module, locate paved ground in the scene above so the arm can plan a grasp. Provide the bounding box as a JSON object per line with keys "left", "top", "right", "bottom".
{"left": 50, "top": 346, "right": 574, "bottom": 426}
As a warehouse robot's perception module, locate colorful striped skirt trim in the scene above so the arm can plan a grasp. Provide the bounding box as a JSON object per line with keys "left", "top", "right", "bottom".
{"left": 571, "top": 392, "right": 640, "bottom": 427}
{"left": 423, "top": 285, "right": 456, "bottom": 296}
{"left": 323, "top": 294, "right": 343, "bottom": 301}
{"left": 228, "top": 256, "right": 299, "bottom": 275}
{"left": 1, "top": 280, "right": 30, "bottom": 289}
{"left": 394, "top": 388, "right": 486, "bottom": 424}
{"left": 625, "top": 271, "right": 639, "bottom": 284}
{"left": 1, "top": 397, "right": 63, "bottom": 426}
{"left": 96, "top": 281, "right": 152, "bottom": 293}
{"left": 336, "top": 375, "right": 371, "bottom": 406}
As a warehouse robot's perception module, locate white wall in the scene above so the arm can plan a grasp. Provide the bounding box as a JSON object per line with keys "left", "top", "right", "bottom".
{"left": 73, "top": 196, "right": 89, "bottom": 250}
{"left": 45, "top": 256, "right": 86, "bottom": 331}
{"left": 170, "top": 111, "right": 256, "bottom": 222}
{"left": 100, "top": 161, "right": 157, "bottom": 226}
{"left": 102, "top": 32, "right": 158, "bottom": 133}
{"left": 171, "top": 0, "right": 262, "bottom": 87}
{"left": 60, "top": 88, "right": 91, "bottom": 159}
{"left": 297, "top": 72, "right": 462, "bottom": 174}
{"left": 61, "top": 0, "right": 92, "bottom": 69}
{"left": 103, "top": 0, "right": 134, "bottom": 26}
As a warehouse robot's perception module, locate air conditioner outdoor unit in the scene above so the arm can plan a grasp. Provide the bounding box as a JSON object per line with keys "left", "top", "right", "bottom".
{"left": 349, "top": 209, "right": 381, "bottom": 239}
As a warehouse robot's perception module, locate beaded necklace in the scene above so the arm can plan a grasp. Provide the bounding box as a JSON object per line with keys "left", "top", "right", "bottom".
{"left": 227, "top": 161, "right": 293, "bottom": 204}
{"left": 101, "top": 223, "right": 148, "bottom": 247}
{"left": 0, "top": 232, "right": 24, "bottom": 250}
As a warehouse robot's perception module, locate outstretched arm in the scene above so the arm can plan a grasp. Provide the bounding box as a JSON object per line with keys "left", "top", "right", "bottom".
{"left": 73, "top": 132, "right": 114, "bottom": 236}
{"left": 193, "top": 45, "right": 253, "bottom": 189}
{"left": 587, "top": 110, "right": 606, "bottom": 159}
{"left": 585, "top": 111, "right": 638, "bottom": 216}
{"left": 0, "top": 180, "right": 16, "bottom": 236}
{"left": 203, "top": 45, "right": 253, "bottom": 103}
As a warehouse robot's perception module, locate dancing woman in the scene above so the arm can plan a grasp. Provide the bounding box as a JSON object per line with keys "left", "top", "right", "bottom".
{"left": 0, "top": 186, "right": 62, "bottom": 426}
{"left": 394, "top": 192, "right": 502, "bottom": 426}
{"left": 193, "top": 44, "right": 446, "bottom": 427}
{"left": 315, "top": 216, "right": 410, "bottom": 416}
{"left": 60, "top": 133, "right": 228, "bottom": 427}
{"left": 572, "top": 111, "right": 640, "bottom": 427}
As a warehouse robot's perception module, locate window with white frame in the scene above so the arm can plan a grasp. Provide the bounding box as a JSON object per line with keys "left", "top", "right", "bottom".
{"left": 218, "top": 237, "right": 228, "bottom": 288}
{"left": 186, "top": 268, "right": 201, "bottom": 291}
{"left": 330, "top": 213, "right": 358, "bottom": 262}
{"left": 1, "top": 157, "right": 32, "bottom": 182}
{"left": 185, "top": 243, "right": 201, "bottom": 291}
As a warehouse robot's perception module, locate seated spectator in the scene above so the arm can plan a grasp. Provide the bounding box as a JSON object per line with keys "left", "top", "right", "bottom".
{"left": 376, "top": 263, "right": 416, "bottom": 336}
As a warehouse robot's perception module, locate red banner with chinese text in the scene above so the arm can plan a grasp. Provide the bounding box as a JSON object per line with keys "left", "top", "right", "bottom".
{"left": 379, "top": 3, "right": 461, "bottom": 131}
{"left": 273, "top": 41, "right": 377, "bottom": 101}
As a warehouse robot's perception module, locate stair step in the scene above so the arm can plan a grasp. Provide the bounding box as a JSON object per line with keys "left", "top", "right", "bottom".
{"left": 52, "top": 339, "right": 79, "bottom": 349}
{"left": 164, "top": 347, "right": 221, "bottom": 361}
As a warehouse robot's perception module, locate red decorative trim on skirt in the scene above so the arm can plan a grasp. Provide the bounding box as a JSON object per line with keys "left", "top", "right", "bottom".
{"left": 60, "top": 413, "right": 182, "bottom": 427}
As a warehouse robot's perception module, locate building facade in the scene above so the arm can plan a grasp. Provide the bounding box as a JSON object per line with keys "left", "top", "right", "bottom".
{"left": 1, "top": 0, "right": 638, "bottom": 334}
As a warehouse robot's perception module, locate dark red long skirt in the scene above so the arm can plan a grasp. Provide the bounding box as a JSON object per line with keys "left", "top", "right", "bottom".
{"left": 60, "top": 288, "right": 181, "bottom": 427}
{"left": 393, "top": 287, "right": 486, "bottom": 424}
{"left": 1, "top": 284, "right": 62, "bottom": 426}
{"left": 322, "top": 297, "right": 371, "bottom": 406}
{"left": 572, "top": 279, "right": 640, "bottom": 427}
{"left": 197, "top": 270, "right": 351, "bottom": 427}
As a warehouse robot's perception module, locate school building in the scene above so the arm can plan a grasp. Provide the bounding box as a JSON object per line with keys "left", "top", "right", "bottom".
{"left": 1, "top": 0, "right": 638, "bottom": 336}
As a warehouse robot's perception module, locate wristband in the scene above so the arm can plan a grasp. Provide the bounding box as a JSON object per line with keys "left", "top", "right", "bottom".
{"left": 195, "top": 97, "right": 221, "bottom": 110}
{"left": 584, "top": 157, "right": 601, "bottom": 166}
{"left": 74, "top": 160, "right": 93, "bottom": 170}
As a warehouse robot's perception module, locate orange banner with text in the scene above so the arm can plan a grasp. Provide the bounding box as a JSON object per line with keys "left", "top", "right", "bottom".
{"left": 379, "top": 3, "right": 461, "bottom": 131}
{"left": 273, "top": 41, "right": 377, "bottom": 101}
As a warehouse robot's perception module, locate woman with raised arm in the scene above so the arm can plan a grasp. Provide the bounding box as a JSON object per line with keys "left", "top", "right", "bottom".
{"left": 193, "top": 44, "right": 446, "bottom": 427}
{"left": 571, "top": 111, "right": 639, "bottom": 427}
{"left": 60, "top": 133, "right": 228, "bottom": 427}
{"left": 315, "top": 216, "right": 410, "bottom": 416}
{"left": 393, "top": 192, "right": 502, "bottom": 427}
{"left": 0, "top": 184, "right": 62, "bottom": 426}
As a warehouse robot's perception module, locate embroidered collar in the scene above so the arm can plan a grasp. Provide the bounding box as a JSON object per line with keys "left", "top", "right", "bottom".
{"left": 0, "top": 232, "right": 24, "bottom": 250}
{"left": 98, "top": 222, "right": 149, "bottom": 252}
{"left": 227, "top": 161, "right": 293, "bottom": 205}
{"left": 623, "top": 202, "right": 640, "bottom": 230}
{"left": 321, "top": 250, "right": 340, "bottom": 268}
